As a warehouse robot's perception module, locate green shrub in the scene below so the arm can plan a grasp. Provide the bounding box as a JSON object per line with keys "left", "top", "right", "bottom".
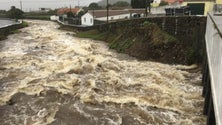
{"left": 159, "top": 1, "right": 168, "bottom": 6}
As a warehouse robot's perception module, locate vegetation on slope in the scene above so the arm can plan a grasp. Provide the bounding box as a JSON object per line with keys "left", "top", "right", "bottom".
{"left": 75, "top": 22, "right": 187, "bottom": 64}
{"left": 60, "top": 21, "right": 202, "bottom": 65}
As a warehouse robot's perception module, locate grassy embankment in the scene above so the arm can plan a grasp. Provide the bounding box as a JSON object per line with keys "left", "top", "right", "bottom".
{"left": 23, "top": 13, "right": 51, "bottom": 20}
{"left": 0, "top": 21, "right": 28, "bottom": 41}
{"left": 61, "top": 21, "right": 202, "bottom": 65}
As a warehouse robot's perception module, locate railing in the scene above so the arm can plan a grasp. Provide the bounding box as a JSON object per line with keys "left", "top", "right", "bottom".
{"left": 203, "top": 12, "right": 222, "bottom": 125}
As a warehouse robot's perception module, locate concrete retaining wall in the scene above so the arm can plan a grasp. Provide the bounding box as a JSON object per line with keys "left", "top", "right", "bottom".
{"left": 0, "top": 19, "right": 21, "bottom": 29}
{"left": 203, "top": 12, "right": 222, "bottom": 125}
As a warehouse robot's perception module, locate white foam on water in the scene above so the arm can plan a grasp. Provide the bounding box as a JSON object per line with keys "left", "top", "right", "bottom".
{"left": 0, "top": 20, "right": 206, "bottom": 125}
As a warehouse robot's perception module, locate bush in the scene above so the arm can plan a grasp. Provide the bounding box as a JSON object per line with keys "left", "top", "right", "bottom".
{"left": 24, "top": 15, "right": 50, "bottom": 20}
{"left": 6, "top": 6, "right": 24, "bottom": 19}
{"left": 159, "top": 1, "right": 168, "bottom": 6}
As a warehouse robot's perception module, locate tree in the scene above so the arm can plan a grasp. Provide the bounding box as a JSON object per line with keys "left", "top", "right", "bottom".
{"left": 113, "top": 1, "right": 130, "bottom": 7}
{"left": 77, "top": 11, "right": 86, "bottom": 18}
{"left": 0, "top": 10, "right": 6, "bottom": 14}
{"left": 159, "top": 1, "right": 168, "bottom": 6}
{"left": 6, "top": 6, "right": 24, "bottom": 19}
{"left": 131, "top": 0, "right": 146, "bottom": 8}
{"left": 66, "top": 11, "right": 75, "bottom": 18}
{"left": 47, "top": 9, "right": 57, "bottom": 15}
{"left": 88, "top": 2, "right": 102, "bottom": 10}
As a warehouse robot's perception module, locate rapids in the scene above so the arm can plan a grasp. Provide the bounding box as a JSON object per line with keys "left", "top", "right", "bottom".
{"left": 0, "top": 20, "right": 206, "bottom": 125}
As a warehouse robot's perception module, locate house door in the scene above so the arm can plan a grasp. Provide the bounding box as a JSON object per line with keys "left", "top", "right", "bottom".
{"left": 187, "top": 3, "right": 205, "bottom": 15}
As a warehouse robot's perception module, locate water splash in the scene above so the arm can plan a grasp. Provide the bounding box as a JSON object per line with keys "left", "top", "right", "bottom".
{"left": 0, "top": 20, "right": 205, "bottom": 125}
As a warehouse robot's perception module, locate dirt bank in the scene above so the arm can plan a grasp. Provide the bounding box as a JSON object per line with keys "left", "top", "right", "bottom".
{"left": 72, "top": 21, "right": 203, "bottom": 65}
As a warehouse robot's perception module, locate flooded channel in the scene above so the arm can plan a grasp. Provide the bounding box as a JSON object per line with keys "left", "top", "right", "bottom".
{"left": 0, "top": 20, "right": 206, "bottom": 125}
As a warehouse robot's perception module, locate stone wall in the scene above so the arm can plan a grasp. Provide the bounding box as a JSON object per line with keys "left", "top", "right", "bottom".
{"left": 100, "top": 16, "right": 207, "bottom": 64}
{"left": 102, "top": 16, "right": 206, "bottom": 44}
{"left": 0, "top": 22, "right": 25, "bottom": 40}
{"left": 73, "top": 16, "right": 207, "bottom": 64}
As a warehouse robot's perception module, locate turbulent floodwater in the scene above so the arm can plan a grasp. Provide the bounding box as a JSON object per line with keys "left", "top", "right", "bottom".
{"left": 0, "top": 20, "right": 206, "bottom": 125}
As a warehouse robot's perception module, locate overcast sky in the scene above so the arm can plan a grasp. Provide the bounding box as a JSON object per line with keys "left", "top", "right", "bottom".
{"left": 0, "top": 0, "right": 101, "bottom": 11}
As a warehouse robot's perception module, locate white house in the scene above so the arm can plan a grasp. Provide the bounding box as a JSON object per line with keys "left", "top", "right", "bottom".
{"left": 50, "top": 15, "right": 59, "bottom": 21}
{"left": 152, "top": 0, "right": 162, "bottom": 7}
{"left": 81, "top": 13, "right": 94, "bottom": 26}
{"left": 81, "top": 9, "right": 145, "bottom": 26}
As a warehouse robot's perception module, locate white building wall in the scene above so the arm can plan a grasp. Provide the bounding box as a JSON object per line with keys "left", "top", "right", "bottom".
{"left": 50, "top": 15, "right": 59, "bottom": 21}
{"left": 153, "top": 0, "right": 161, "bottom": 4}
{"left": 96, "top": 14, "right": 130, "bottom": 21}
{"left": 81, "top": 13, "right": 94, "bottom": 26}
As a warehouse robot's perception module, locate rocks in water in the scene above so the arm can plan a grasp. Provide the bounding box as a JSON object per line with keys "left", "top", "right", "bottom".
{"left": 67, "top": 64, "right": 94, "bottom": 74}
{"left": 0, "top": 67, "right": 7, "bottom": 70}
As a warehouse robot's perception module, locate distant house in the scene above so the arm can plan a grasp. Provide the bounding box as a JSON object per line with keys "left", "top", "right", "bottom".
{"left": 81, "top": 9, "right": 145, "bottom": 26}
{"left": 180, "top": 0, "right": 222, "bottom": 15}
{"left": 156, "top": 0, "right": 222, "bottom": 16}
{"left": 152, "top": 0, "right": 162, "bottom": 7}
{"left": 164, "top": 0, "right": 177, "bottom": 4}
{"left": 57, "top": 8, "right": 82, "bottom": 16}
{"left": 50, "top": 15, "right": 59, "bottom": 21}
{"left": 39, "top": 8, "right": 51, "bottom": 13}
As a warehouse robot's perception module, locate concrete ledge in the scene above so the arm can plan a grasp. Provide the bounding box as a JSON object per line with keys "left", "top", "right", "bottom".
{"left": 0, "top": 20, "right": 22, "bottom": 29}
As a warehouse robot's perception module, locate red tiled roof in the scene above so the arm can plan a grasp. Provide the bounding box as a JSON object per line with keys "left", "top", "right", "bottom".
{"left": 164, "top": 0, "right": 177, "bottom": 3}
{"left": 57, "top": 8, "right": 81, "bottom": 15}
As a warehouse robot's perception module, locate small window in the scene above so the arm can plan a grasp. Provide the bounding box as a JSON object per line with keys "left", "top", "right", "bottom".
{"left": 84, "top": 18, "right": 86, "bottom": 22}
{"left": 111, "top": 17, "right": 114, "bottom": 20}
{"left": 90, "top": 18, "right": 93, "bottom": 23}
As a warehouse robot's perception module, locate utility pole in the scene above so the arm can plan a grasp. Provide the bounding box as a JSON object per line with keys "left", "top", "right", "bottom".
{"left": 78, "top": 0, "right": 80, "bottom": 8}
{"left": 20, "top": 0, "right": 23, "bottom": 22}
{"left": 145, "top": 0, "right": 152, "bottom": 17}
{"left": 148, "top": 0, "right": 151, "bottom": 14}
{"left": 20, "top": 0, "right": 23, "bottom": 11}
{"left": 145, "top": 0, "right": 148, "bottom": 17}
{"left": 107, "top": 0, "right": 109, "bottom": 24}
{"left": 93, "top": 9, "right": 95, "bottom": 26}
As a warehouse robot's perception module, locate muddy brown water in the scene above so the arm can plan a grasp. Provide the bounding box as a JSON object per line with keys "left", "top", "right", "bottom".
{"left": 0, "top": 20, "right": 206, "bottom": 125}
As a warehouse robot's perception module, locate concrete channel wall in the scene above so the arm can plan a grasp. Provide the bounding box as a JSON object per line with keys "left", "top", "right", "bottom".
{"left": 203, "top": 12, "right": 222, "bottom": 125}
{"left": 0, "top": 19, "right": 21, "bottom": 29}
{"left": 0, "top": 20, "right": 23, "bottom": 40}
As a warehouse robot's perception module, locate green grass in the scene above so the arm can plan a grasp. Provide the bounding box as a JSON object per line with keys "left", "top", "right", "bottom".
{"left": 76, "top": 30, "right": 109, "bottom": 41}
{"left": 0, "top": 14, "right": 7, "bottom": 18}
{"left": 76, "top": 22, "right": 178, "bottom": 53}
{"left": 64, "top": 20, "right": 203, "bottom": 65}
{"left": 77, "top": 29, "right": 136, "bottom": 53}
{"left": 24, "top": 15, "right": 50, "bottom": 20}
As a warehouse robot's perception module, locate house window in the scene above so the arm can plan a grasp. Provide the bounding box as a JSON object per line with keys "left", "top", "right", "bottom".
{"left": 111, "top": 17, "right": 114, "bottom": 20}
{"left": 90, "top": 18, "right": 93, "bottom": 23}
{"left": 187, "top": 3, "right": 205, "bottom": 15}
{"left": 84, "top": 18, "right": 86, "bottom": 22}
